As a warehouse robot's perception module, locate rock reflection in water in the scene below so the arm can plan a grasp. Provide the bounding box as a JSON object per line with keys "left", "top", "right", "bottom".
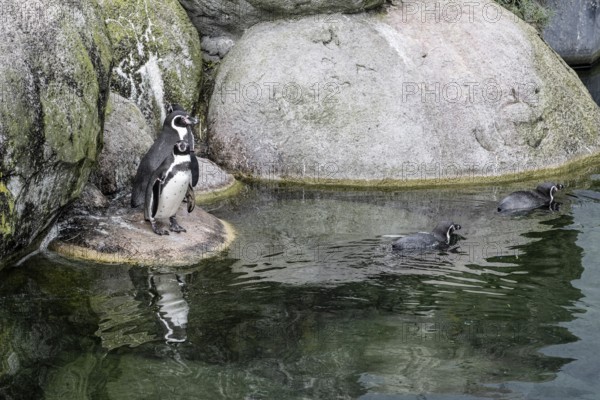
{"left": 0, "top": 182, "right": 595, "bottom": 399}
{"left": 215, "top": 186, "right": 566, "bottom": 286}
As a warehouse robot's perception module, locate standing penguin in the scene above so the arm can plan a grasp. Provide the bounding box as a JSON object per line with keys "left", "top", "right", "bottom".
{"left": 131, "top": 105, "right": 200, "bottom": 208}
{"left": 145, "top": 141, "right": 195, "bottom": 235}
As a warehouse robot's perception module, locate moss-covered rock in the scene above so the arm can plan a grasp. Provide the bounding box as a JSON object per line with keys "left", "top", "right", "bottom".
{"left": 98, "top": 0, "right": 203, "bottom": 130}
{"left": 0, "top": 0, "right": 112, "bottom": 265}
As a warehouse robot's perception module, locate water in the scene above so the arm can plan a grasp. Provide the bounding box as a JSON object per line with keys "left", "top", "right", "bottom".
{"left": 577, "top": 61, "right": 600, "bottom": 106}
{"left": 2, "top": 172, "right": 600, "bottom": 399}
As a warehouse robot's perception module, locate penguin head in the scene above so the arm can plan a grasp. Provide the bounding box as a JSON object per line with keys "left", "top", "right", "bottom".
{"left": 173, "top": 140, "right": 190, "bottom": 155}
{"left": 163, "top": 108, "right": 200, "bottom": 140}
{"left": 432, "top": 221, "right": 461, "bottom": 243}
{"left": 172, "top": 111, "right": 198, "bottom": 128}
{"left": 536, "top": 182, "right": 563, "bottom": 202}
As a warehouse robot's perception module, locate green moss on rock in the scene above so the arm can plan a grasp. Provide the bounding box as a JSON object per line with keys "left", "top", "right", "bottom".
{"left": 0, "top": 182, "right": 14, "bottom": 237}
{"left": 0, "top": 0, "right": 113, "bottom": 264}
{"left": 99, "top": 0, "right": 203, "bottom": 129}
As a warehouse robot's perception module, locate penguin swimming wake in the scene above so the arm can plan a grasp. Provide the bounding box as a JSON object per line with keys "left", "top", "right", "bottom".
{"left": 392, "top": 221, "right": 461, "bottom": 252}
{"left": 145, "top": 140, "right": 195, "bottom": 235}
{"left": 132, "top": 105, "right": 199, "bottom": 208}
{"left": 497, "top": 182, "right": 563, "bottom": 213}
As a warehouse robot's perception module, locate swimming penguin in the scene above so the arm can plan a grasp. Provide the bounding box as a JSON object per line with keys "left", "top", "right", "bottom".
{"left": 145, "top": 141, "right": 195, "bottom": 235}
{"left": 392, "top": 221, "right": 461, "bottom": 252}
{"left": 497, "top": 182, "right": 564, "bottom": 213}
{"left": 131, "top": 105, "right": 200, "bottom": 208}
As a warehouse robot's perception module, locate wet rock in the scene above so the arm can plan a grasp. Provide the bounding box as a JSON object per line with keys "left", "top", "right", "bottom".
{"left": 98, "top": 0, "right": 203, "bottom": 129}
{"left": 0, "top": 0, "right": 112, "bottom": 264}
{"left": 57, "top": 156, "right": 238, "bottom": 266}
{"left": 208, "top": 0, "right": 600, "bottom": 185}
{"left": 50, "top": 204, "right": 235, "bottom": 267}
{"left": 543, "top": 0, "right": 600, "bottom": 65}
{"left": 91, "top": 93, "right": 154, "bottom": 196}
{"left": 54, "top": 150, "right": 238, "bottom": 265}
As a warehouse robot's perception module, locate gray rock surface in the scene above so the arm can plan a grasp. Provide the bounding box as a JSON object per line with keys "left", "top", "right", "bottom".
{"left": 208, "top": 0, "right": 600, "bottom": 185}
{"left": 201, "top": 36, "right": 235, "bottom": 62}
{"left": 74, "top": 183, "right": 110, "bottom": 211}
{"left": 544, "top": 0, "right": 600, "bottom": 65}
{"left": 178, "top": 0, "right": 384, "bottom": 45}
{"left": 194, "top": 158, "right": 236, "bottom": 194}
{"left": 50, "top": 204, "right": 235, "bottom": 267}
{"left": 0, "top": 0, "right": 112, "bottom": 264}
{"left": 91, "top": 93, "right": 154, "bottom": 196}
{"left": 98, "top": 0, "right": 203, "bottom": 130}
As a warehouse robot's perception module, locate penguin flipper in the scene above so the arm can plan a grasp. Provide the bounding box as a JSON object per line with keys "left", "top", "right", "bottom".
{"left": 185, "top": 184, "right": 195, "bottom": 213}
{"left": 145, "top": 177, "right": 162, "bottom": 220}
{"left": 190, "top": 152, "right": 199, "bottom": 187}
{"left": 152, "top": 178, "right": 162, "bottom": 217}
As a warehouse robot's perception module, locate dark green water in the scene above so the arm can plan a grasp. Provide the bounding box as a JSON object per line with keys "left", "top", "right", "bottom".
{"left": 577, "top": 62, "right": 600, "bottom": 106}
{"left": 2, "top": 174, "right": 600, "bottom": 399}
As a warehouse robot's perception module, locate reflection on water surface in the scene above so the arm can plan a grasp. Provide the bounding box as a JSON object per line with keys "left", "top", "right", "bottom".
{"left": 1, "top": 177, "right": 600, "bottom": 399}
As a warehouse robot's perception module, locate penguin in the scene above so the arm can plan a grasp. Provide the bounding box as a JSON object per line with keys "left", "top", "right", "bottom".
{"left": 131, "top": 105, "right": 200, "bottom": 208}
{"left": 497, "top": 182, "right": 563, "bottom": 213}
{"left": 392, "top": 221, "right": 461, "bottom": 252}
{"left": 144, "top": 140, "right": 195, "bottom": 235}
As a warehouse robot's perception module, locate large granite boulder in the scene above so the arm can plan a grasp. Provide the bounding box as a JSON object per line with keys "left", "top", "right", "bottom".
{"left": 544, "top": 0, "right": 600, "bottom": 65}
{"left": 0, "top": 0, "right": 112, "bottom": 264}
{"left": 208, "top": 0, "right": 600, "bottom": 185}
{"left": 98, "top": 0, "right": 203, "bottom": 130}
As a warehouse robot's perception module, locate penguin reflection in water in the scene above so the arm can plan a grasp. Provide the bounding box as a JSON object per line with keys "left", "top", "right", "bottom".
{"left": 497, "top": 182, "right": 564, "bottom": 213}
{"left": 145, "top": 141, "right": 195, "bottom": 235}
{"left": 392, "top": 221, "right": 462, "bottom": 254}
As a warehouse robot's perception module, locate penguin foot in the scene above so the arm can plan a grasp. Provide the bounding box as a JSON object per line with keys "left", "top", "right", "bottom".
{"left": 169, "top": 216, "right": 187, "bottom": 233}
{"left": 151, "top": 220, "right": 170, "bottom": 235}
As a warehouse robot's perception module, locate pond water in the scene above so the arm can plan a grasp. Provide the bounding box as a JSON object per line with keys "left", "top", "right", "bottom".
{"left": 2, "top": 171, "right": 600, "bottom": 399}
{"left": 577, "top": 62, "right": 600, "bottom": 106}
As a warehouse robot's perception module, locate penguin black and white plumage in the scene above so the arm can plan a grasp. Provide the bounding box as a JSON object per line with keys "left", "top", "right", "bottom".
{"left": 144, "top": 141, "right": 195, "bottom": 235}
{"left": 131, "top": 105, "right": 200, "bottom": 208}
{"left": 392, "top": 221, "right": 461, "bottom": 252}
{"left": 497, "top": 182, "right": 564, "bottom": 213}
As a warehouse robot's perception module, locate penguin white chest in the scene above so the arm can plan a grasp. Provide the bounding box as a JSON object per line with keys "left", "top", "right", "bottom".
{"left": 155, "top": 170, "right": 191, "bottom": 219}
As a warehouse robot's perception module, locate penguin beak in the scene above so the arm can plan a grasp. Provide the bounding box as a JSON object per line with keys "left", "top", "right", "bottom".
{"left": 183, "top": 116, "right": 199, "bottom": 126}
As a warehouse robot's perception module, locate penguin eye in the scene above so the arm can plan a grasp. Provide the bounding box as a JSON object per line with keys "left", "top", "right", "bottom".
{"left": 173, "top": 116, "right": 186, "bottom": 127}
